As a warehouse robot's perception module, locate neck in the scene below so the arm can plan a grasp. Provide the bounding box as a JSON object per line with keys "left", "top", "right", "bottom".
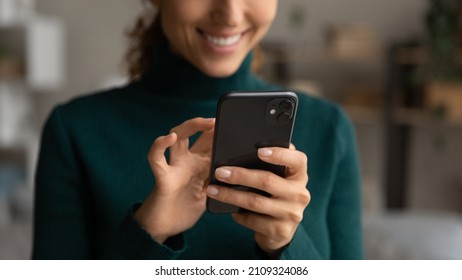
{"left": 138, "top": 40, "right": 266, "bottom": 100}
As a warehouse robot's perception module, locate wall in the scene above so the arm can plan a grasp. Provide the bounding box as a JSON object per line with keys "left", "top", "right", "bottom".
{"left": 35, "top": 0, "right": 141, "bottom": 125}
{"left": 266, "top": 0, "right": 427, "bottom": 46}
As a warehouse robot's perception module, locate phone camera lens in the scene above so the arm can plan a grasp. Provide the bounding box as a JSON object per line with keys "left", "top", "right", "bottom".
{"left": 280, "top": 100, "right": 294, "bottom": 111}
{"left": 277, "top": 112, "right": 291, "bottom": 123}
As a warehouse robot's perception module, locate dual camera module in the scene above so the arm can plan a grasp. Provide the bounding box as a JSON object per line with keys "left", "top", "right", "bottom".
{"left": 266, "top": 98, "right": 296, "bottom": 125}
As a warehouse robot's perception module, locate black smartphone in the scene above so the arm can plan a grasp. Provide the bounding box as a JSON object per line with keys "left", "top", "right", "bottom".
{"left": 207, "top": 91, "right": 298, "bottom": 214}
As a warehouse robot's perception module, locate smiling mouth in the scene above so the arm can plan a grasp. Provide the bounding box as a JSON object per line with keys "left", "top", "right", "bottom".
{"left": 198, "top": 29, "right": 245, "bottom": 47}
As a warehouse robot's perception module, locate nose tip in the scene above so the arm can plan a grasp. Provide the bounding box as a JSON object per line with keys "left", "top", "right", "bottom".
{"left": 212, "top": 0, "right": 244, "bottom": 27}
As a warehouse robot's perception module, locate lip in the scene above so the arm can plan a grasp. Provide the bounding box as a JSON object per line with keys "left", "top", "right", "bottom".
{"left": 197, "top": 29, "right": 248, "bottom": 54}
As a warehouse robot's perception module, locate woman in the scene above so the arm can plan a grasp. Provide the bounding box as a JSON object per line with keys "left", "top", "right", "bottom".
{"left": 32, "top": 0, "right": 363, "bottom": 259}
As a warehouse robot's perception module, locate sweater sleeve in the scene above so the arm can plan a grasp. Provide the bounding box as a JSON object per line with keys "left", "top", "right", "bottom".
{"left": 99, "top": 205, "right": 186, "bottom": 259}
{"left": 279, "top": 225, "right": 323, "bottom": 259}
{"left": 32, "top": 107, "right": 185, "bottom": 259}
{"left": 326, "top": 108, "right": 364, "bottom": 259}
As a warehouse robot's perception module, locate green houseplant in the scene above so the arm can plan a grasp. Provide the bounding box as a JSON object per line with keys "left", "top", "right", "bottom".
{"left": 425, "top": 0, "right": 462, "bottom": 123}
{"left": 426, "top": 0, "right": 462, "bottom": 80}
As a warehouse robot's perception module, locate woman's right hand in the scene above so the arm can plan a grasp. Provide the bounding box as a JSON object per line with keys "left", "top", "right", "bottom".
{"left": 134, "top": 117, "right": 215, "bottom": 244}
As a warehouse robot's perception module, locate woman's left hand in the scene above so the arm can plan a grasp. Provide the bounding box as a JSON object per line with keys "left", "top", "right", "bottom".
{"left": 206, "top": 146, "right": 310, "bottom": 258}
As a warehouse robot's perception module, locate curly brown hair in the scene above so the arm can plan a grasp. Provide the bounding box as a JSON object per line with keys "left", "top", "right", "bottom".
{"left": 124, "top": 6, "right": 263, "bottom": 82}
{"left": 124, "top": 6, "right": 162, "bottom": 81}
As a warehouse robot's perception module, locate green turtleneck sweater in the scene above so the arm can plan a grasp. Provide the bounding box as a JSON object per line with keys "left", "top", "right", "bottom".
{"left": 32, "top": 44, "right": 363, "bottom": 260}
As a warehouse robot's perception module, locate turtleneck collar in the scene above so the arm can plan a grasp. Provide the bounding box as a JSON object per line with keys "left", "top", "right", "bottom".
{"left": 139, "top": 39, "right": 267, "bottom": 100}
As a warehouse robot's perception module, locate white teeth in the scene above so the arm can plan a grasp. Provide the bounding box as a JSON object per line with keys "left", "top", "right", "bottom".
{"left": 204, "top": 33, "right": 241, "bottom": 47}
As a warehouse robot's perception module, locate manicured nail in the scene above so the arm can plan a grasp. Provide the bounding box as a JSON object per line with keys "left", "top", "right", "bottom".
{"left": 207, "top": 186, "right": 219, "bottom": 196}
{"left": 258, "top": 148, "right": 273, "bottom": 157}
{"left": 215, "top": 168, "right": 232, "bottom": 179}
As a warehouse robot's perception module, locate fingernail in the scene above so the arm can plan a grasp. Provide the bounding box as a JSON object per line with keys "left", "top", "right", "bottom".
{"left": 206, "top": 118, "right": 215, "bottom": 122}
{"left": 207, "top": 186, "right": 219, "bottom": 196}
{"left": 258, "top": 148, "right": 273, "bottom": 157}
{"left": 215, "top": 168, "right": 232, "bottom": 179}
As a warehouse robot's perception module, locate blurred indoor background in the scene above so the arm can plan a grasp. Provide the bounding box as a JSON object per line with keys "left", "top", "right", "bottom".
{"left": 0, "top": 0, "right": 461, "bottom": 259}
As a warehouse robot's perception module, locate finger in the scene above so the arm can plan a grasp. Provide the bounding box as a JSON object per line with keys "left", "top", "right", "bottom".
{"left": 289, "top": 143, "right": 296, "bottom": 150}
{"left": 169, "top": 118, "right": 214, "bottom": 155}
{"left": 206, "top": 185, "right": 286, "bottom": 217}
{"left": 170, "top": 117, "right": 215, "bottom": 140}
{"left": 232, "top": 212, "right": 272, "bottom": 235}
{"left": 169, "top": 134, "right": 190, "bottom": 156}
{"left": 214, "top": 166, "right": 294, "bottom": 198}
{"left": 257, "top": 147, "right": 308, "bottom": 179}
{"left": 190, "top": 128, "right": 214, "bottom": 155}
{"left": 147, "top": 132, "right": 177, "bottom": 174}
